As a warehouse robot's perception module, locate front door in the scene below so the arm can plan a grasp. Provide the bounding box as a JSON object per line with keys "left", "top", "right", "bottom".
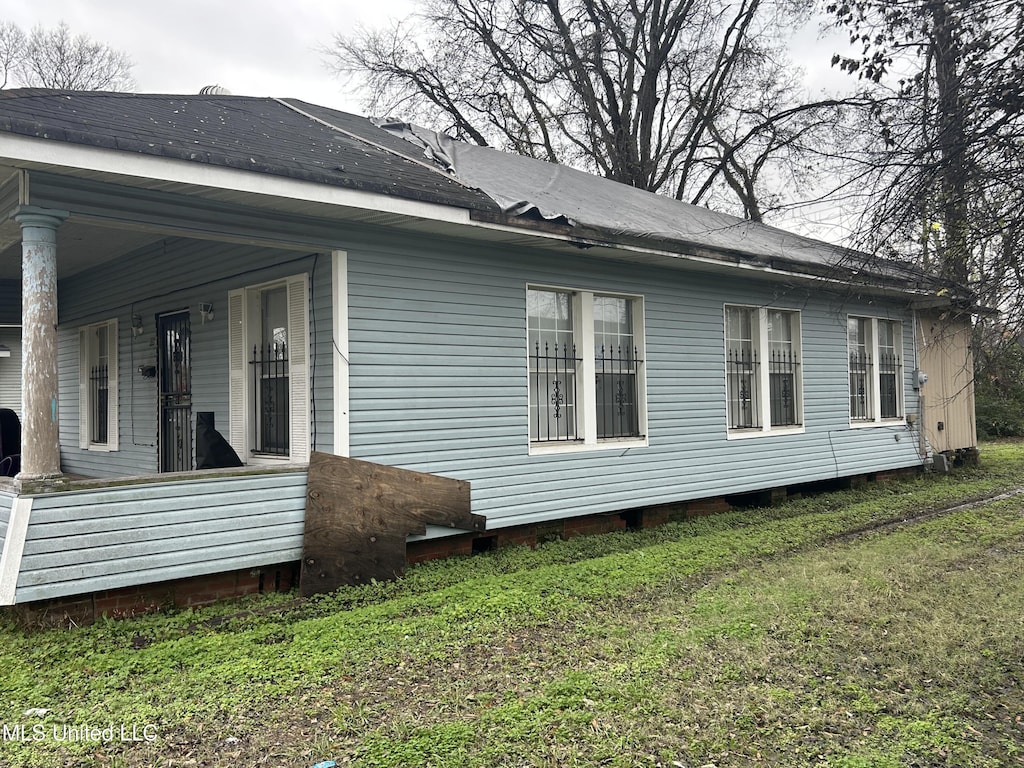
{"left": 158, "top": 310, "right": 192, "bottom": 472}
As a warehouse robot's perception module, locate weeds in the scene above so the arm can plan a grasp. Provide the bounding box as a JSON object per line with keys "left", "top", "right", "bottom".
{"left": 0, "top": 441, "right": 1022, "bottom": 766}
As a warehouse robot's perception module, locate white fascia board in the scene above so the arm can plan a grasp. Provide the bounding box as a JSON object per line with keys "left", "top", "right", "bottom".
{"left": 0, "top": 133, "right": 472, "bottom": 226}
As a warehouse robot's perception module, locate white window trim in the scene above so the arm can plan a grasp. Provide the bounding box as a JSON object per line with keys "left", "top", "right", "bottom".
{"left": 78, "top": 318, "right": 118, "bottom": 452}
{"left": 527, "top": 284, "right": 649, "bottom": 455}
{"left": 848, "top": 315, "right": 905, "bottom": 427}
{"left": 228, "top": 273, "right": 311, "bottom": 465}
{"left": 724, "top": 305, "right": 805, "bottom": 439}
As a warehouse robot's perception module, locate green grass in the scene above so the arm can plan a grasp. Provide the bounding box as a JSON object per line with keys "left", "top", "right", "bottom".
{"left": 1, "top": 441, "right": 1023, "bottom": 767}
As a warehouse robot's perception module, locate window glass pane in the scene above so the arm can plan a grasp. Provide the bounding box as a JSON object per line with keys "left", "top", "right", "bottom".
{"left": 595, "top": 296, "right": 639, "bottom": 438}
{"left": 726, "top": 306, "right": 753, "bottom": 349}
{"left": 528, "top": 289, "right": 573, "bottom": 350}
{"left": 878, "top": 320, "right": 896, "bottom": 352}
{"left": 878, "top": 320, "right": 900, "bottom": 418}
{"left": 768, "top": 310, "right": 793, "bottom": 351}
{"left": 768, "top": 310, "right": 799, "bottom": 427}
{"left": 254, "top": 286, "right": 289, "bottom": 454}
{"left": 528, "top": 289, "right": 579, "bottom": 441}
{"left": 726, "top": 306, "right": 759, "bottom": 429}
{"left": 89, "top": 325, "right": 109, "bottom": 444}
{"left": 849, "top": 317, "right": 871, "bottom": 420}
{"left": 262, "top": 286, "right": 288, "bottom": 354}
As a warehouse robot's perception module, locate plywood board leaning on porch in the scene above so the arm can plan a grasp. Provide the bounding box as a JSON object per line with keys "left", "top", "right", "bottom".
{"left": 300, "top": 451, "right": 483, "bottom": 597}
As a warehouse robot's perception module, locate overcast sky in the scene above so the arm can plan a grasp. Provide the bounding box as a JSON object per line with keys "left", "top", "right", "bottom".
{"left": 4, "top": 0, "right": 856, "bottom": 239}
{"left": 4, "top": 0, "right": 416, "bottom": 113}
{"left": 5, "top": 0, "right": 851, "bottom": 114}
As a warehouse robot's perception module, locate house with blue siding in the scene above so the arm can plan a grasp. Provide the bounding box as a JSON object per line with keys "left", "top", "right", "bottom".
{"left": 0, "top": 89, "right": 976, "bottom": 615}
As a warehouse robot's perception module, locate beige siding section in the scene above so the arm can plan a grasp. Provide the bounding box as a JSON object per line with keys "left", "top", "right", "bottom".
{"left": 918, "top": 310, "right": 976, "bottom": 452}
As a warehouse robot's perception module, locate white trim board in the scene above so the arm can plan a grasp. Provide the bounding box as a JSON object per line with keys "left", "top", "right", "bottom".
{"left": 0, "top": 496, "right": 32, "bottom": 605}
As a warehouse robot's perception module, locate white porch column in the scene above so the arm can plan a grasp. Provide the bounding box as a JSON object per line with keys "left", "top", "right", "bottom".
{"left": 15, "top": 206, "right": 68, "bottom": 480}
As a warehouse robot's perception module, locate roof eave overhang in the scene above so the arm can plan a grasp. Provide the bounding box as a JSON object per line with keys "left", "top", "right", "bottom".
{"left": 0, "top": 133, "right": 951, "bottom": 303}
{"left": 468, "top": 209, "right": 941, "bottom": 301}
{"left": 0, "top": 132, "right": 479, "bottom": 228}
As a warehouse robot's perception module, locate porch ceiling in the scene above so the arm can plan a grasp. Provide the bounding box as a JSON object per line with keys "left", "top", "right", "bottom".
{"left": 0, "top": 217, "right": 164, "bottom": 280}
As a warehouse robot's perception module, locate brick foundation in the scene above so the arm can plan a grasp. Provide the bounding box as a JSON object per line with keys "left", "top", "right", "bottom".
{"left": 11, "top": 562, "right": 298, "bottom": 627}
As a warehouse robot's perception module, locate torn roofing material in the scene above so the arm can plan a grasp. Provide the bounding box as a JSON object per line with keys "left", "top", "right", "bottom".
{"left": 367, "top": 118, "right": 944, "bottom": 289}
{"left": 0, "top": 89, "right": 498, "bottom": 213}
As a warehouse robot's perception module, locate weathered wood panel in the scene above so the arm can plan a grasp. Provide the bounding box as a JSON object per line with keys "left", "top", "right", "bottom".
{"left": 301, "top": 451, "right": 482, "bottom": 595}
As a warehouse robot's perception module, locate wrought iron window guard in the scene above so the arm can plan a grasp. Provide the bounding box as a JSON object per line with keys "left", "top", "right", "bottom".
{"left": 596, "top": 344, "right": 643, "bottom": 439}
{"left": 850, "top": 351, "right": 873, "bottom": 421}
{"left": 878, "top": 352, "right": 901, "bottom": 419}
{"left": 89, "top": 364, "right": 108, "bottom": 444}
{"left": 530, "top": 341, "right": 582, "bottom": 442}
{"left": 768, "top": 348, "right": 801, "bottom": 427}
{"left": 727, "top": 348, "right": 761, "bottom": 429}
{"left": 250, "top": 343, "right": 290, "bottom": 456}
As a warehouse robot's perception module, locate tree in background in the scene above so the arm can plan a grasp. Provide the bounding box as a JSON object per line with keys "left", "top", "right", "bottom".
{"left": 825, "top": 0, "right": 1024, "bottom": 420}
{"left": 0, "top": 21, "right": 134, "bottom": 91}
{"left": 326, "top": 0, "right": 854, "bottom": 221}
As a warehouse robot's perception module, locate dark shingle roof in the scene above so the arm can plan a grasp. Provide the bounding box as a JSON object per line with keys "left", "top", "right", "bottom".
{"left": 0, "top": 89, "right": 498, "bottom": 212}
{"left": 0, "top": 89, "right": 959, "bottom": 296}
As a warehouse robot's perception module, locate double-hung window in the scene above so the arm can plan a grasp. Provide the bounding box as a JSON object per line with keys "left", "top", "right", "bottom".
{"left": 848, "top": 316, "right": 903, "bottom": 423}
{"left": 79, "top": 319, "right": 118, "bottom": 451}
{"left": 725, "top": 305, "right": 802, "bottom": 435}
{"left": 528, "top": 286, "right": 646, "bottom": 451}
{"left": 228, "top": 274, "right": 310, "bottom": 463}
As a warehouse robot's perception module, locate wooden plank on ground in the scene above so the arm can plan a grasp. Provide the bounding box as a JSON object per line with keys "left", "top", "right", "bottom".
{"left": 300, "top": 451, "right": 483, "bottom": 596}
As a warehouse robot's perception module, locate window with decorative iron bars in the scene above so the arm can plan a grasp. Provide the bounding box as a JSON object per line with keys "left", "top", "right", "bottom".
{"left": 726, "top": 347, "right": 760, "bottom": 429}
{"left": 251, "top": 342, "right": 290, "bottom": 455}
{"left": 89, "top": 362, "right": 108, "bottom": 444}
{"left": 530, "top": 340, "right": 580, "bottom": 442}
{"left": 596, "top": 343, "right": 641, "bottom": 438}
{"left": 848, "top": 316, "right": 903, "bottom": 422}
{"left": 79, "top": 319, "right": 118, "bottom": 451}
{"left": 228, "top": 275, "right": 310, "bottom": 463}
{"left": 849, "top": 350, "right": 873, "bottom": 421}
{"left": 528, "top": 287, "right": 646, "bottom": 449}
{"left": 725, "top": 306, "right": 802, "bottom": 434}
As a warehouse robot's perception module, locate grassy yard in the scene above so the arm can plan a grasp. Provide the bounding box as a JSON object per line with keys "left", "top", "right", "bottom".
{"left": 1, "top": 443, "right": 1023, "bottom": 767}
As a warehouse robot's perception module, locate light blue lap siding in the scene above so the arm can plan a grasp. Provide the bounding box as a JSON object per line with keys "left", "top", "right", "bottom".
{"left": 347, "top": 236, "right": 923, "bottom": 528}
{"left": 0, "top": 492, "right": 11, "bottom": 552}
{"left": 15, "top": 473, "right": 307, "bottom": 603}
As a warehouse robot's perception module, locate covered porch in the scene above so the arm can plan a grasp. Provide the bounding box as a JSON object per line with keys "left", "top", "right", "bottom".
{"left": 0, "top": 167, "right": 350, "bottom": 608}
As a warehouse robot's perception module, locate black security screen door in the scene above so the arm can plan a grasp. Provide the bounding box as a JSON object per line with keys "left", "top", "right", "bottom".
{"left": 158, "top": 311, "right": 193, "bottom": 472}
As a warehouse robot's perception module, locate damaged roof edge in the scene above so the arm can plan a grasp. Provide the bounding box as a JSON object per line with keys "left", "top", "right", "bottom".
{"left": 468, "top": 208, "right": 957, "bottom": 299}
{"left": 372, "top": 120, "right": 965, "bottom": 299}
